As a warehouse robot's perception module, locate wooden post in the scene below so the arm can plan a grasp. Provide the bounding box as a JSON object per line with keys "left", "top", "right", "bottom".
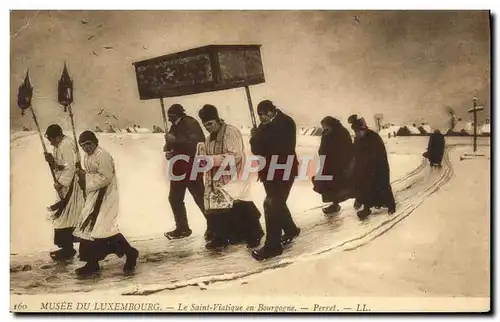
{"left": 468, "top": 97, "right": 484, "bottom": 154}
{"left": 30, "top": 106, "right": 64, "bottom": 199}
{"left": 473, "top": 99, "right": 478, "bottom": 153}
{"left": 244, "top": 85, "right": 257, "bottom": 128}
{"left": 159, "top": 97, "right": 168, "bottom": 132}
{"left": 66, "top": 104, "right": 82, "bottom": 164}
{"left": 66, "top": 103, "right": 86, "bottom": 199}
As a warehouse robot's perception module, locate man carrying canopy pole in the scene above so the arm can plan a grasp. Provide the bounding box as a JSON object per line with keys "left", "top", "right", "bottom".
{"left": 163, "top": 104, "right": 207, "bottom": 240}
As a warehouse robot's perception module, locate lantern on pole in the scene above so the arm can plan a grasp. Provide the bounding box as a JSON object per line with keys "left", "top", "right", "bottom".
{"left": 17, "top": 71, "right": 33, "bottom": 116}
{"left": 58, "top": 62, "right": 73, "bottom": 111}
{"left": 57, "top": 62, "right": 79, "bottom": 158}
{"left": 57, "top": 62, "right": 86, "bottom": 198}
{"left": 17, "top": 70, "right": 63, "bottom": 199}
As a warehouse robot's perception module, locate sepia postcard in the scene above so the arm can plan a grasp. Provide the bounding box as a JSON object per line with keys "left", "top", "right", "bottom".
{"left": 9, "top": 9, "right": 491, "bottom": 313}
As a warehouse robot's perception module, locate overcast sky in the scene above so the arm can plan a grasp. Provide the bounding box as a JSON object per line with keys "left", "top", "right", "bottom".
{"left": 10, "top": 10, "right": 490, "bottom": 131}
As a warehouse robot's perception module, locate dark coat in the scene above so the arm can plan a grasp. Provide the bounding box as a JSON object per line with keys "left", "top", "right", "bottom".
{"left": 164, "top": 115, "right": 205, "bottom": 178}
{"left": 426, "top": 131, "right": 445, "bottom": 164}
{"left": 249, "top": 109, "right": 299, "bottom": 182}
{"left": 352, "top": 129, "right": 395, "bottom": 208}
{"left": 313, "top": 121, "right": 354, "bottom": 202}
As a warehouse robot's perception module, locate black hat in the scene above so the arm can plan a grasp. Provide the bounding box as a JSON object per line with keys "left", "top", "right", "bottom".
{"left": 257, "top": 100, "right": 276, "bottom": 114}
{"left": 198, "top": 104, "right": 219, "bottom": 123}
{"left": 45, "top": 124, "right": 63, "bottom": 138}
{"left": 167, "top": 104, "right": 185, "bottom": 115}
{"left": 78, "top": 130, "right": 99, "bottom": 145}
{"left": 321, "top": 116, "right": 341, "bottom": 128}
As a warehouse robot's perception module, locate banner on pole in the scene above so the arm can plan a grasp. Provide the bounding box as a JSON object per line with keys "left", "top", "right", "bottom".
{"left": 132, "top": 44, "right": 265, "bottom": 100}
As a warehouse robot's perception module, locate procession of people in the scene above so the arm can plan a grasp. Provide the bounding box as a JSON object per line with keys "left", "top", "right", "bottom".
{"left": 35, "top": 98, "right": 405, "bottom": 277}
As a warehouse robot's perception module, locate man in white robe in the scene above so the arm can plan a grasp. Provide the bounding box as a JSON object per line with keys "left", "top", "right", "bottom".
{"left": 73, "top": 131, "right": 138, "bottom": 277}
{"left": 44, "top": 124, "right": 84, "bottom": 261}
{"left": 198, "top": 104, "right": 264, "bottom": 250}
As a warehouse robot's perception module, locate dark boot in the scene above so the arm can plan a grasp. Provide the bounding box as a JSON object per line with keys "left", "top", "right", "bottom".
{"left": 388, "top": 204, "right": 396, "bottom": 215}
{"left": 123, "top": 248, "right": 139, "bottom": 273}
{"left": 246, "top": 232, "right": 264, "bottom": 249}
{"left": 204, "top": 229, "right": 214, "bottom": 242}
{"left": 357, "top": 207, "right": 372, "bottom": 220}
{"left": 205, "top": 238, "right": 229, "bottom": 250}
{"left": 353, "top": 199, "right": 362, "bottom": 210}
{"left": 164, "top": 227, "right": 192, "bottom": 240}
{"left": 251, "top": 245, "right": 283, "bottom": 261}
{"left": 229, "top": 236, "right": 245, "bottom": 245}
{"left": 75, "top": 262, "right": 100, "bottom": 277}
{"left": 50, "top": 247, "right": 76, "bottom": 261}
{"left": 322, "top": 203, "right": 341, "bottom": 214}
{"left": 281, "top": 227, "right": 301, "bottom": 246}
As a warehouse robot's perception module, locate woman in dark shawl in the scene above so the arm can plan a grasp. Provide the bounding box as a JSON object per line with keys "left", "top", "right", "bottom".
{"left": 424, "top": 130, "right": 445, "bottom": 167}
{"left": 348, "top": 114, "right": 396, "bottom": 220}
{"left": 312, "top": 116, "right": 354, "bottom": 214}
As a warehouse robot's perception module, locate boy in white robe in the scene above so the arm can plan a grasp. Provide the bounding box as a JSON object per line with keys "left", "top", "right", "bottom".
{"left": 44, "top": 124, "right": 84, "bottom": 261}
{"left": 198, "top": 105, "right": 264, "bottom": 250}
{"left": 73, "top": 131, "right": 138, "bottom": 276}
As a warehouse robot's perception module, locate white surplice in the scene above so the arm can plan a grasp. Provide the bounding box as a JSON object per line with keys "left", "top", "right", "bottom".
{"left": 73, "top": 146, "right": 120, "bottom": 240}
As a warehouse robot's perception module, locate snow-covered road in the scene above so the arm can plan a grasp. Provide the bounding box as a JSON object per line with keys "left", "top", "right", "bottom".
{"left": 10, "top": 134, "right": 474, "bottom": 295}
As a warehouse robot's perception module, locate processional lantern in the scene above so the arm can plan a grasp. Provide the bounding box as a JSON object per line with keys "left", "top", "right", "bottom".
{"left": 56, "top": 62, "right": 84, "bottom": 190}
{"left": 17, "top": 71, "right": 33, "bottom": 115}
{"left": 58, "top": 62, "right": 74, "bottom": 111}
{"left": 16, "top": 70, "right": 64, "bottom": 198}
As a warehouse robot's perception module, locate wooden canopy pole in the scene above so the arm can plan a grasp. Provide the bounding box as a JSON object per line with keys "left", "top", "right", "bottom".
{"left": 244, "top": 85, "right": 257, "bottom": 128}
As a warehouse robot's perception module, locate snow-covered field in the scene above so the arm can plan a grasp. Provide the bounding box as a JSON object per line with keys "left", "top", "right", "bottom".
{"left": 9, "top": 133, "right": 489, "bottom": 295}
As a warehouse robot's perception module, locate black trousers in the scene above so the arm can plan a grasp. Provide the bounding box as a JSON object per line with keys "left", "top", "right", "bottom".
{"left": 78, "top": 233, "right": 135, "bottom": 263}
{"left": 262, "top": 179, "right": 298, "bottom": 248}
{"left": 168, "top": 176, "right": 206, "bottom": 230}
{"left": 207, "top": 200, "right": 264, "bottom": 244}
{"left": 54, "top": 227, "right": 76, "bottom": 250}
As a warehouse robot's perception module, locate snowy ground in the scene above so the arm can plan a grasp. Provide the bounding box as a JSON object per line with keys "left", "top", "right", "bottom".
{"left": 178, "top": 144, "right": 490, "bottom": 301}
{"left": 9, "top": 133, "right": 490, "bottom": 295}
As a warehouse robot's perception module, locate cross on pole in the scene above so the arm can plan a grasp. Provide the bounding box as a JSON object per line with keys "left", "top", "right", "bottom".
{"left": 468, "top": 97, "right": 484, "bottom": 153}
